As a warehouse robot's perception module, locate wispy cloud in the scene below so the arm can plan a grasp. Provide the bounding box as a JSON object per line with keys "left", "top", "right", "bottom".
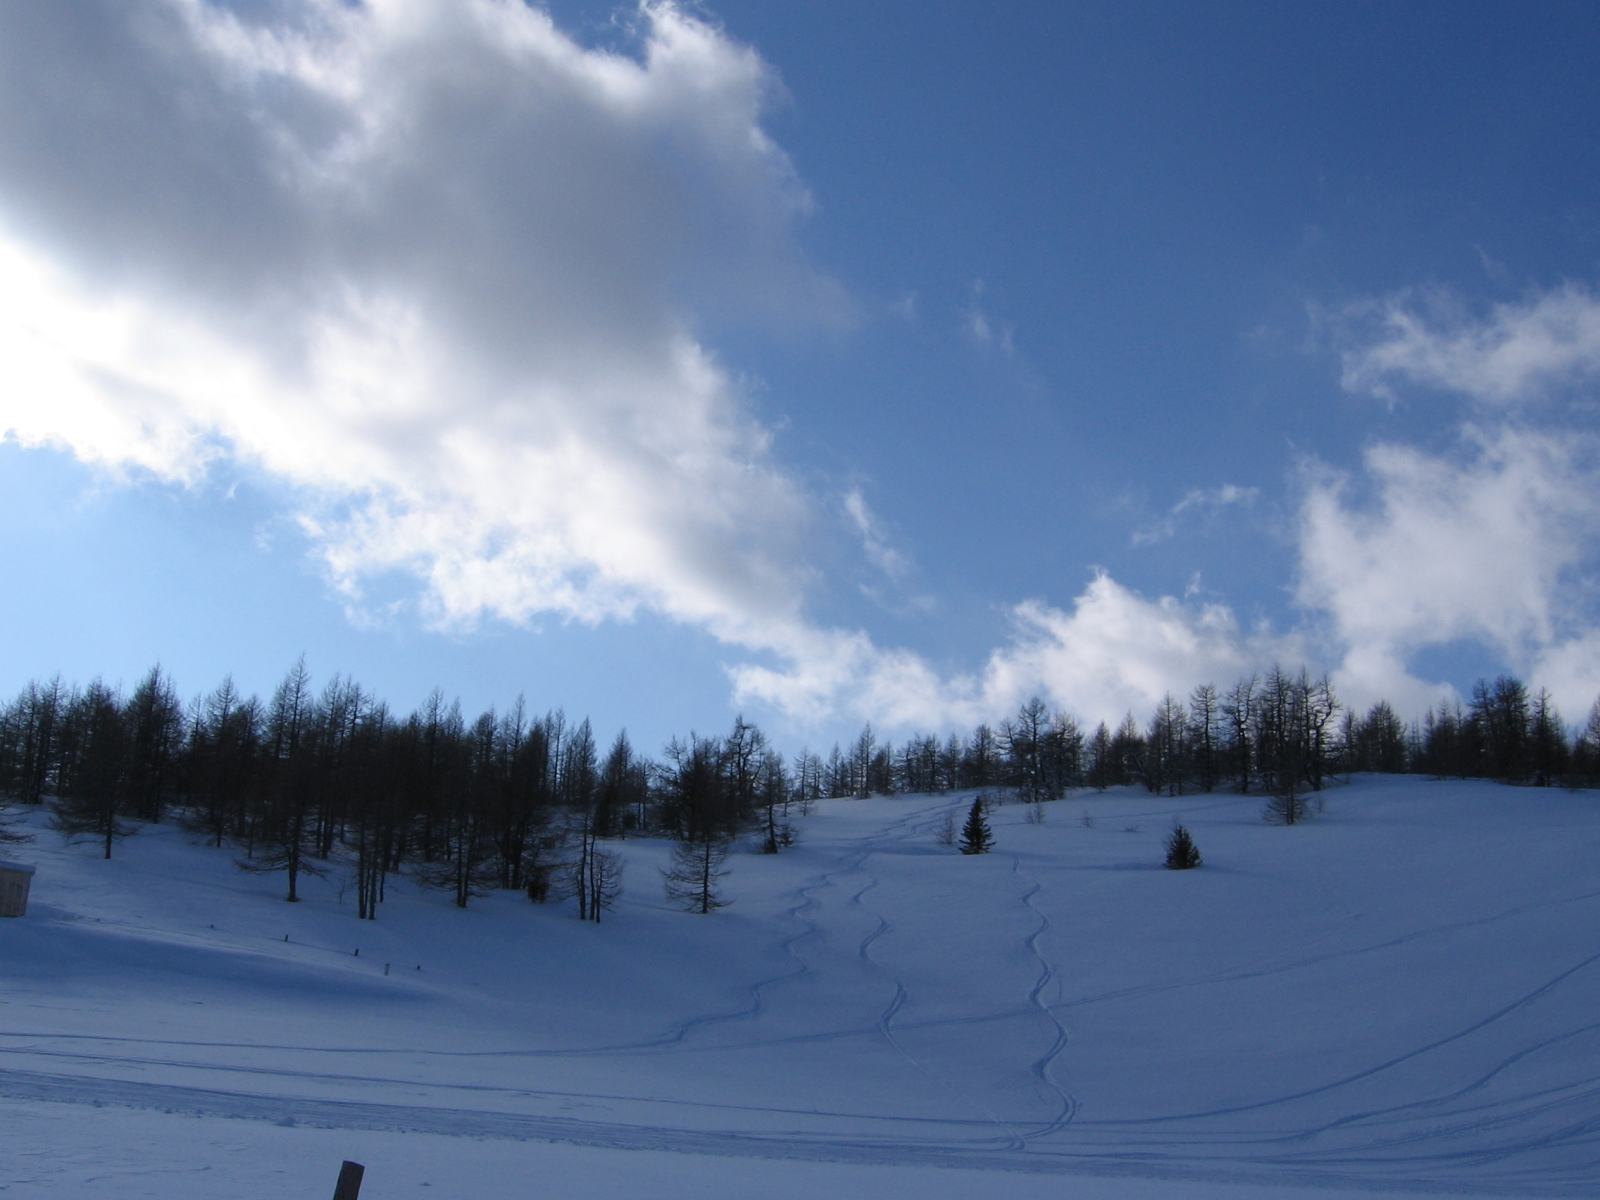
{"left": 1132, "top": 483, "right": 1259, "bottom": 546}
{"left": 842, "top": 488, "right": 912, "bottom": 581}
{"left": 961, "top": 280, "right": 1015, "bottom": 356}
{"left": 1339, "top": 284, "right": 1600, "bottom": 406}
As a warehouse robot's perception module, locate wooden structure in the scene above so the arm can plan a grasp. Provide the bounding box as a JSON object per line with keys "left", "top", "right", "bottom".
{"left": 332, "top": 1160, "right": 364, "bottom": 1200}
{"left": 0, "top": 860, "right": 34, "bottom": 917}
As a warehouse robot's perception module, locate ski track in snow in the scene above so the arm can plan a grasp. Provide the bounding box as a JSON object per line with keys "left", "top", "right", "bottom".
{"left": 2, "top": 1061, "right": 1592, "bottom": 1195}
{"left": 1043, "top": 881, "right": 1600, "bottom": 1023}
{"left": 1061, "top": 917, "right": 1600, "bottom": 1138}
{"left": 7, "top": 782, "right": 1600, "bottom": 1196}
{"left": 843, "top": 801, "right": 1030, "bottom": 1151}
{"left": 639, "top": 798, "right": 945, "bottom": 1054}
{"left": 1008, "top": 852, "right": 1077, "bottom": 1141}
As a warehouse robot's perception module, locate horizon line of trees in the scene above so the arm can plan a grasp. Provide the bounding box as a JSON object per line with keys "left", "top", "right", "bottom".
{"left": 1, "top": 661, "right": 1597, "bottom": 917}
{"left": 797, "top": 670, "right": 1600, "bottom": 801}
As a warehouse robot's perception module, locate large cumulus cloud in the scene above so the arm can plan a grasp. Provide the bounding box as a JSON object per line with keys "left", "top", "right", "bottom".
{"left": 0, "top": 0, "right": 824, "bottom": 642}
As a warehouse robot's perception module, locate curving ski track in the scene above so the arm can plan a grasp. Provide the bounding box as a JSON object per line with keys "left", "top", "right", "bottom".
{"left": 1009, "top": 853, "right": 1077, "bottom": 1140}
{"left": 3, "top": 1060, "right": 1593, "bottom": 1196}
{"left": 8, "top": 787, "right": 1600, "bottom": 1196}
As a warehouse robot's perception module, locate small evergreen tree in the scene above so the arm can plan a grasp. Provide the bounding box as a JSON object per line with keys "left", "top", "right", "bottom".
{"left": 959, "top": 797, "right": 993, "bottom": 855}
{"left": 1164, "top": 823, "right": 1202, "bottom": 870}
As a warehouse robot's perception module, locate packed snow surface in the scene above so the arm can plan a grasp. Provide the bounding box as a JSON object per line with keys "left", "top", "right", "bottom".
{"left": 2, "top": 777, "right": 1597, "bottom": 1199}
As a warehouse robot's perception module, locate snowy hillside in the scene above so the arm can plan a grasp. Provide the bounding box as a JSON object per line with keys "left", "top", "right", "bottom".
{"left": 3, "top": 776, "right": 1598, "bottom": 1199}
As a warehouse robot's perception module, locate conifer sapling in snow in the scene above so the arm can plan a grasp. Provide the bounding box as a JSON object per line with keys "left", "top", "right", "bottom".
{"left": 959, "top": 798, "right": 993, "bottom": 855}
{"left": 1164, "top": 823, "right": 1202, "bottom": 870}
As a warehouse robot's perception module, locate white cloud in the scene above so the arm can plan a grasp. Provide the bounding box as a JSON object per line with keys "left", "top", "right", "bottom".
{"left": 1531, "top": 631, "right": 1600, "bottom": 722}
{"left": 734, "top": 573, "right": 1298, "bottom": 732}
{"left": 1310, "top": 281, "right": 1600, "bottom": 718}
{"left": 961, "top": 280, "right": 1015, "bottom": 356}
{"left": 0, "top": 0, "right": 829, "bottom": 646}
{"left": 1340, "top": 284, "right": 1600, "bottom": 406}
{"left": 975, "top": 578, "right": 1298, "bottom": 728}
{"left": 1132, "top": 483, "right": 1259, "bottom": 546}
{"left": 1298, "top": 425, "right": 1600, "bottom": 717}
{"left": 842, "top": 488, "right": 912, "bottom": 581}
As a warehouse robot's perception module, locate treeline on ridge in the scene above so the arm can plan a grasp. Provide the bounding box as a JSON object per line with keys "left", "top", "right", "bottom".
{"left": 0, "top": 662, "right": 1596, "bottom": 919}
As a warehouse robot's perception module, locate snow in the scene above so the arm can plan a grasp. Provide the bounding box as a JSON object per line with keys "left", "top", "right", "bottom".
{"left": 2, "top": 776, "right": 1597, "bottom": 1198}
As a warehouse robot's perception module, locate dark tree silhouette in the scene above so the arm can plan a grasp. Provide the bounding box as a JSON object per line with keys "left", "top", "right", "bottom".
{"left": 1164, "top": 824, "right": 1202, "bottom": 870}
{"left": 595, "top": 729, "right": 647, "bottom": 838}
{"left": 51, "top": 680, "right": 135, "bottom": 859}
{"left": 4, "top": 676, "right": 65, "bottom": 806}
{"left": 963, "top": 724, "right": 1000, "bottom": 789}
{"left": 663, "top": 832, "right": 730, "bottom": 913}
{"left": 1144, "top": 693, "right": 1187, "bottom": 796}
{"left": 237, "top": 660, "right": 326, "bottom": 901}
{"left": 756, "top": 748, "right": 792, "bottom": 853}
{"left": 1002, "top": 697, "right": 1052, "bottom": 805}
{"left": 1471, "top": 675, "right": 1530, "bottom": 783}
{"left": 124, "top": 665, "right": 182, "bottom": 824}
{"left": 1528, "top": 688, "right": 1567, "bottom": 787}
{"left": 1224, "top": 675, "right": 1257, "bottom": 794}
{"left": 1188, "top": 683, "right": 1221, "bottom": 793}
{"left": 1085, "top": 722, "right": 1113, "bottom": 791}
{"left": 959, "top": 797, "right": 993, "bottom": 855}
{"left": 1574, "top": 696, "right": 1600, "bottom": 787}
{"left": 1264, "top": 768, "right": 1312, "bottom": 825}
{"left": 576, "top": 848, "right": 623, "bottom": 922}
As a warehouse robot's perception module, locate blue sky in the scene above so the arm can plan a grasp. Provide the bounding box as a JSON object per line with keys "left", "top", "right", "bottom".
{"left": 2, "top": 0, "right": 1599, "bottom": 754}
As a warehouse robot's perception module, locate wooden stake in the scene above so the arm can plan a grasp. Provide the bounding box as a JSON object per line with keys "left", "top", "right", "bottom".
{"left": 332, "top": 1160, "right": 364, "bottom": 1200}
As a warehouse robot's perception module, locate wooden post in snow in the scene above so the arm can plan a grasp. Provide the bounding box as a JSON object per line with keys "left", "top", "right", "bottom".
{"left": 332, "top": 1160, "right": 364, "bottom": 1200}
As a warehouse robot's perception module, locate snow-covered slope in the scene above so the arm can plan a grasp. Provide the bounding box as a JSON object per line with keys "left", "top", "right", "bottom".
{"left": 2, "top": 777, "right": 1596, "bottom": 1199}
